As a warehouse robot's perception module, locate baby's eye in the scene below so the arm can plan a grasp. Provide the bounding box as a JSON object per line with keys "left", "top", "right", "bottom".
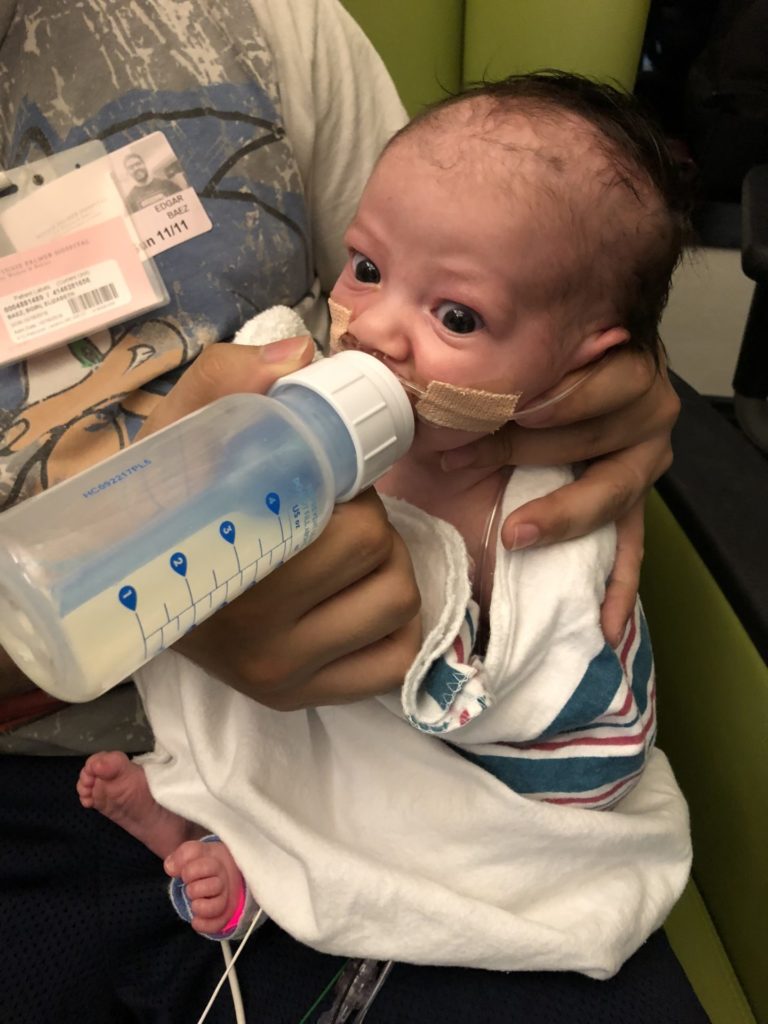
{"left": 351, "top": 251, "right": 381, "bottom": 284}
{"left": 435, "top": 302, "right": 484, "bottom": 335}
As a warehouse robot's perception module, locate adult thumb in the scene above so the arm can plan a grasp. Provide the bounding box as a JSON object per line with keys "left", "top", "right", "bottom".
{"left": 136, "top": 335, "right": 315, "bottom": 439}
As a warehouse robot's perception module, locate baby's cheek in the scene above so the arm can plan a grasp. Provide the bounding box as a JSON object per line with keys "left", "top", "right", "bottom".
{"left": 415, "top": 337, "right": 503, "bottom": 388}
{"left": 412, "top": 351, "right": 467, "bottom": 388}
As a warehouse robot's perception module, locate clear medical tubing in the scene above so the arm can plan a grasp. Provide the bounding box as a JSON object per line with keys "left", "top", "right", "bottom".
{"left": 0, "top": 351, "right": 413, "bottom": 702}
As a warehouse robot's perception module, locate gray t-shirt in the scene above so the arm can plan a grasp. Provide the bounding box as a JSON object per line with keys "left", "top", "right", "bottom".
{"left": 0, "top": 0, "right": 319, "bottom": 753}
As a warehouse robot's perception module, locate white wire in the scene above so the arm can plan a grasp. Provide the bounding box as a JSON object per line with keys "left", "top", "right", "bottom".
{"left": 397, "top": 359, "right": 601, "bottom": 422}
{"left": 194, "top": 909, "right": 265, "bottom": 1024}
{"left": 510, "top": 361, "right": 600, "bottom": 419}
{"left": 221, "top": 940, "right": 246, "bottom": 1024}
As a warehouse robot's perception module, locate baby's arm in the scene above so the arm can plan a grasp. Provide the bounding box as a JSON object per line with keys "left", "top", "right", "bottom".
{"left": 387, "top": 480, "right": 656, "bottom": 810}
{"left": 440, "top": 601, "right": 656, "bottom": 811}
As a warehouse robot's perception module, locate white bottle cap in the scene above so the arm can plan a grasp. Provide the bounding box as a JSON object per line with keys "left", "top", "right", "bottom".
{"left": 270, "top": 351, "right": 414, "bottom": 500}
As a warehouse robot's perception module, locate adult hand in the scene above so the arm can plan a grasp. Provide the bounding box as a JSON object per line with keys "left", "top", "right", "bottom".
{"left": 176, "top": 487, "right": 421, "bottom": 709}
{"left": 440, "top": 348, "right": 679, "bottom": 646}
{"left": 137, "top": 338, "right": 421, "bottom": 709}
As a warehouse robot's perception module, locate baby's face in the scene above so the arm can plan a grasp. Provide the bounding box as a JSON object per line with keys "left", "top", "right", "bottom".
{"left": 330, "top": 131, "right": 608, "bottom": 445}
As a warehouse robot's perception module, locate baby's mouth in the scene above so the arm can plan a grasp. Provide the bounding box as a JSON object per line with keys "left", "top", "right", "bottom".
{"left": 334, "top": 332, "right": 426, "bottom": 401}
{"left": 329, "top": 310, "right": 521, "bottom": 431}
{"left": 332, "top": 333, "right": 519, "bottom": 431}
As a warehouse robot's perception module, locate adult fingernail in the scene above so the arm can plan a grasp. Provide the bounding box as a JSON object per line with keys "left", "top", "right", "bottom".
{"left": 260, "top": 335, "right": 312, "bottom": 363}
{"left": 508, "top": 524, "right": 540, "bottom": 550}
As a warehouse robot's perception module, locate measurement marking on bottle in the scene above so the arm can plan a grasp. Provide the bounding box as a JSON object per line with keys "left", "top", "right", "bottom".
{"left": 118, "top": 514, "right": 296, "bottom": 655}
{"left": 135, "top": 611, "right": 147, "bottom": 659}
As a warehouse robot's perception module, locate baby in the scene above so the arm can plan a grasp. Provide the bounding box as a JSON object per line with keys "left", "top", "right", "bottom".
{"left": 77, "top": 73, "right": 691, "bottom": 972}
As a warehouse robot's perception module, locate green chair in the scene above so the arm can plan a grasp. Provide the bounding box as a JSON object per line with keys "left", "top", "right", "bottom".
{"left": 342, "top": 3, "right": 765, "bottom": 1021}
{"left": 643, "top": 376, "right": 768, "bottom": 1024}
{"left": 343, "top": 0, "right": 649, "bottom": 116}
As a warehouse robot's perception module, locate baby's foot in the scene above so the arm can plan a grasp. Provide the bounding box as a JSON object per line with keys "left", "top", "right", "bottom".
{"left": 77, "top": 751, "right": 197, "bottom": 859}
{"left": 165, "top": 839, "right": 244, "bottom": 936}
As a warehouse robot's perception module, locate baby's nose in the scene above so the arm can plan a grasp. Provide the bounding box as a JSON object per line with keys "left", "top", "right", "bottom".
{"left": 346, "top": 303, "right": 411, "bottom": 365}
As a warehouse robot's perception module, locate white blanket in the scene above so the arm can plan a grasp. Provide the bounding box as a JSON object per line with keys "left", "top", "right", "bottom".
{"left": 137, "top": 467, "right": 691, "bottom": 979}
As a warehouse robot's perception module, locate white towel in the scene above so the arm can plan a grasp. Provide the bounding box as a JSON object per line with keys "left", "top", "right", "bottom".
{"left": 136, "top": 471, "right": 690, "bottom": 978}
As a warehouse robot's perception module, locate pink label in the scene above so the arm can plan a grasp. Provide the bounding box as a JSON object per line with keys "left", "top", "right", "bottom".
{"left": 0, "top": 216, "right": 165, "bottom": 365}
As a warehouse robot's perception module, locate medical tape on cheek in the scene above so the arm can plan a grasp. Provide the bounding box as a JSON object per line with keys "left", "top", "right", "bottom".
{"left": 418, "top": 357, "right": 607, "bottom": 430}
{"left": 326, "top": 297, "right": 521, "bottom": 431}
{"left": 328, "top": 298, "right": 351, "bottom": 353}
{"left": 415, "top": 382, "right": 522, "bottom": 433}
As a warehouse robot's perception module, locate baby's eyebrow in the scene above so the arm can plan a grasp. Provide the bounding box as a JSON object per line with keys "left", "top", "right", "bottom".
{"left": 346, "top": 211, "right": 374, "bottom": 236}
{"left": 344, "top": 225, "right": 378, "bottom": 256}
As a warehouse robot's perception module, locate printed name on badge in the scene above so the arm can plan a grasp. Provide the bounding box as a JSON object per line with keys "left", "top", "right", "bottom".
{"left": 110, "top": 132, "right": 213, "bottom": 258}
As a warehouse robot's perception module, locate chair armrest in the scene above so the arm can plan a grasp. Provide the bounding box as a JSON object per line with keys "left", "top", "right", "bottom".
{"left": 657, "top": 373, "right": 768, "bottom": 663}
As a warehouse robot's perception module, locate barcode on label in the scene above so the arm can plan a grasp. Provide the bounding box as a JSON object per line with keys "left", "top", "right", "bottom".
{"left": 67, "top": 282, "right": 118, "bottom": 314}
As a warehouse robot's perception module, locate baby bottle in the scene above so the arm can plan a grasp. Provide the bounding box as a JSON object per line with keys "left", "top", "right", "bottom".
{"left": 0, "top": 351, "right": 413, "bottom": 702}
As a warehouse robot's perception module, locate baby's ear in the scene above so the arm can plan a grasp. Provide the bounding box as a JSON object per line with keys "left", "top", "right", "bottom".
{"left": 569, "top": 325, "right": 630, "bottom": 371}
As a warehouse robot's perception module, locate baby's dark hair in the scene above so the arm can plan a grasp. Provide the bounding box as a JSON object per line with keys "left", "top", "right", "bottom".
{"left": 392, "top": 71, "right": 693, "bottom": 365}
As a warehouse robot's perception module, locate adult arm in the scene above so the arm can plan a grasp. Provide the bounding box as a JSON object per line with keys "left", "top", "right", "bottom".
{"left": 0, "top": 343, "right": 421, "bottom": 711}
{"left": 441, "top": 349, "right": 679, "bottom": 645}
{"left": 137, "top": 337, "right": 422, "bottom": 709}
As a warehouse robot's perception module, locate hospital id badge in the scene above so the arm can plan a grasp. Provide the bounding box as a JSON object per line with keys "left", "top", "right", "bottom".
{"left": 110, "top": 131, "right": 213, "bottom": 258}
{"left": 0, "top": 141, "right": 169, "bottom": 366}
